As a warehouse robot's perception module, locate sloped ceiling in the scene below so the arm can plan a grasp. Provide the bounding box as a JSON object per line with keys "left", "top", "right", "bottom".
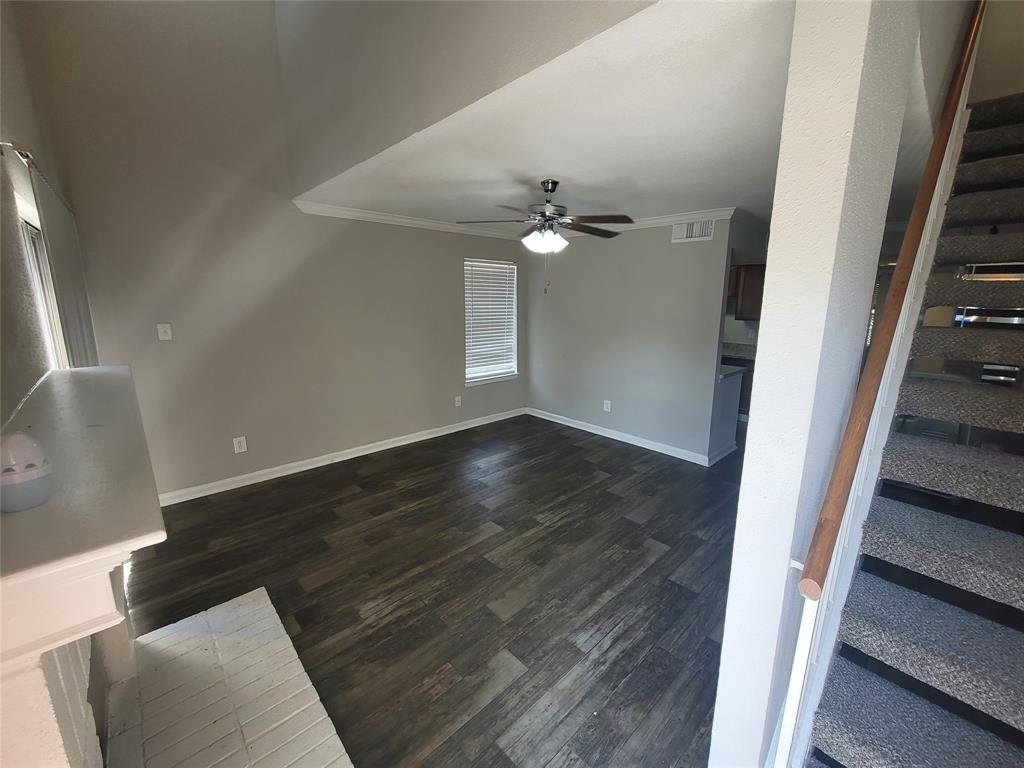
{"left": 274, "top": 0, "right": 650, "bottom": 196}
{"left": 286, "top": 0, "right": 970, "bottom": 237}
{"left": 294, "top": 2, "right": 795, "bottom": 233}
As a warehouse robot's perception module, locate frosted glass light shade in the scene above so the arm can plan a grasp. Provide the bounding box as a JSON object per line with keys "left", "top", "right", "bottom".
{"left": 522, "top": 228, "right": 569, "bottom": 254}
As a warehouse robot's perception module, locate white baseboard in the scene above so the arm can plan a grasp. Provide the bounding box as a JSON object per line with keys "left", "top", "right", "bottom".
{"left": 158, "top": 408, "right": 528, "bottom": 506}
{"left": 160, "top": 406, "right": 732, "bottom": 506}
{"left": 706, "top": 443, "right": 738, "bottom": 466}
{"left": 524, "top": 408, "right": 713, "bottom": 466}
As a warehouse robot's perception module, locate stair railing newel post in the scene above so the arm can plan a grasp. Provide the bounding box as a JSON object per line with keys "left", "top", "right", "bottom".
{"left": 798, "top": 0, "right": 988, "bottom": 602}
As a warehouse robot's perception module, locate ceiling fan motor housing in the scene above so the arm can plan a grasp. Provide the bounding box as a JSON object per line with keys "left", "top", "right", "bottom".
{"left": 528, "top": 203, "right": 568, "bottom": 219}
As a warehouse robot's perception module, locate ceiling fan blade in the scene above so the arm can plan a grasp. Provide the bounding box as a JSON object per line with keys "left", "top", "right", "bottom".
{"left": 498, "top": 204, "right": 531, "bottom": 216}
{"left": 567, "top": 214, "right": 634, "bottom": 224}
{"left": 562, "top": 222, "right": 620, "bottom": 239}
{"left": 519, "top": 224, "right": 540, "bottom": 239}
{"left": 455, "top": 219, "right": 530, "bottom": 224}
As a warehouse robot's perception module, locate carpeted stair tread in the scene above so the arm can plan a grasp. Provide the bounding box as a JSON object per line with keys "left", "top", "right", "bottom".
{"left": 813, "top": 656, "right": 1024, "bottom": 768}
{"left": 933, "top": 232, "right": 1024, "bottom": 266}
{"left": 880, "top": 432, "right": 1024, "bottom": 513}
{"left": 969, "top": 92, "right": 1024, "bottom": 132}
{"left": 862, "top": 496, "right": 1024, "bottom": 609}
{"left": 839, "top": 572, "right": 1024, "bottom": 730}
{"left": 923, "top": 274, "right": 1024, "bottom": 309}
{"left": 897, "top": 377, "right": 1024, "bottom": 433}
{"left": 961, "top": 122, "right": 1024, "bottom": 162}
{"left": 953, "top": 153, "right": 1024, "bottom": 193}
{"left": 910, "top": 327, "right": 1024, "bottom": 365}
{"left": 805, "top": 758, "right": 830, "bottom": 768}
{"left": 944, "top": 188, "right": 1024, "bottom": 227}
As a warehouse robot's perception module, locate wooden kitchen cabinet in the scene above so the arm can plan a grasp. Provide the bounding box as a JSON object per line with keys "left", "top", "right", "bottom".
{"left": 734, "top": 264, "right": 766, "bottom": 321}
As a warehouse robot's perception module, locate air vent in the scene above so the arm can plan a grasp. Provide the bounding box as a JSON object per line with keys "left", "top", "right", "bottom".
{"left": 672, "top": 219, "right": 715, "bottom": 243}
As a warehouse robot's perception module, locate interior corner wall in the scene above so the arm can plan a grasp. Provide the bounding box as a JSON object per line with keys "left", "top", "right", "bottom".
{"left": 19, "top": 0, "right": 730, "bottom": 497}
{"left": 17, "top": 0, "right": 529, "bottom": 496}
{"left": 526, "top": 223, "right": 729, "bottom": 461}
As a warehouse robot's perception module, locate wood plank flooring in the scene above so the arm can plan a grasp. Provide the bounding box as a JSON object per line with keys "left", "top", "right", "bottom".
{"left": 128, "top": 416, "right": 742, "bottom": 768}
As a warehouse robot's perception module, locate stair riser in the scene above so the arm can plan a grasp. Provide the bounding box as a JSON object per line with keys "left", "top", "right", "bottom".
{"left": 861, "top": 498, "right": 1024, "bottom": 611}
{"left": 897, "top": 380, "right": 1024, "bottom": 434}
{"left": 933, "top": 233, "right": 1024, "bottom": 266}
{"left": 944, "top": 190, "right": 1024, "bottom": 227}
{"left": 969, "top": 93, "right": 1024, "bottom": 132}
{"left": 924, "top": 277, "right": 1024, "bottom": 310}
{"left": 839, "top": 573, "right": 1024, "bottom": 731}
{"left": 953, "top": 155, "right": 1024, "bottom": 194}
{"left": 961, "top": 123, "right": 1024, "bottom": 163}
{"left": 813, "top": 656, "right": 1024, "bottom": 768}
{"left": 880, "top": 433, "right": 1024, "bottom": 513}
{"left": 911, "top": 328, "right": 1024, "bottom": 365}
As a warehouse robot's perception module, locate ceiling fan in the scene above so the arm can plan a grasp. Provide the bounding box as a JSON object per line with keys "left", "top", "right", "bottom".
{"left": 456, "top": 178, "right": 634, "bottom": 254}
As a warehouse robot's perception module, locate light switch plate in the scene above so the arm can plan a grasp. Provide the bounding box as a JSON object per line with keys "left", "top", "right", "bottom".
{"left": 232, "top": 436, "right": 247, "bottom": 454}
{"left": 156, "top": 323, "right": 173, "bottom": 341}
{"left": 603, "top": 400, "right": 612, "bottom": 413}
{"left": 455, "top": 395, "right": 462, "bottom": 407}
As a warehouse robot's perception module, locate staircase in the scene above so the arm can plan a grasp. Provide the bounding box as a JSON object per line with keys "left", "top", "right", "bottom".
{"left": 808, "top": 91, "right": 1024, "bottom": 767}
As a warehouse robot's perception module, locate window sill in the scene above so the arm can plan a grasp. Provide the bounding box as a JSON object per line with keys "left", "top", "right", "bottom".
{"left": 465, "top": 373, "right": 519, "bottom": 387}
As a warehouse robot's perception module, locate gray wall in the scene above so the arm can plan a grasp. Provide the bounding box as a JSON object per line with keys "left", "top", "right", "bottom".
{"left": 16, "top": 0, "right": 528, "bottom": 493}
{"left": 969, "top": 0, "right": 1024, "bottom": 102}
{"left": 1, "top": 157, "right": 51, "bottom": 421}
{"left": 1, "top": 4, "right": 57, "bottom": 420}
{"left": 275, "top": 1, "right": 648, "bottom": 195}
{"left": 526, "top": 224, "right": 729, "bottom": 460}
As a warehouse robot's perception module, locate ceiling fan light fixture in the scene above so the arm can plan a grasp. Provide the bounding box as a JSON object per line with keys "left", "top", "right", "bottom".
{"left": 522, "top": 227, "right": 568, "bottom": 254}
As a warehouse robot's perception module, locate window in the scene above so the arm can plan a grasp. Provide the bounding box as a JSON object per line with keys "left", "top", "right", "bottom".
{"left": 21, "top": 221, "right": 70, "bottom": 369}
{"left": 464, "top": 259, "right": 517, "bottom": 384}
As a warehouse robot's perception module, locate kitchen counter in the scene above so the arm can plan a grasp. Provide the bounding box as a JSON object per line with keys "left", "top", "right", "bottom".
{"left": 709, "top": 364, "right": 744, "bottom": 465}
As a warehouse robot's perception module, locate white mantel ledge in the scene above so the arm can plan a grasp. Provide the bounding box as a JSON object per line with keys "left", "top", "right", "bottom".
{"left": 1, "top": 367, "right": 166, "bottom": 670}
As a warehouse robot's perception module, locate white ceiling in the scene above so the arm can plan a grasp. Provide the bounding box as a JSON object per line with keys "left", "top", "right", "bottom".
{"left": 296, "top": 2, "right": 796, "bottom": 235}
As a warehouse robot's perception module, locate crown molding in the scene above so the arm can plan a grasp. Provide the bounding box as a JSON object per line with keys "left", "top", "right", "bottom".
{"left": 294, "top": 200, "right": 737, "bottom": 240}
{"left": 617, "top": 207, "right": 736, "bottom": 230}
{"left": 293, "top": 200, "right": 519, "bottom": 240}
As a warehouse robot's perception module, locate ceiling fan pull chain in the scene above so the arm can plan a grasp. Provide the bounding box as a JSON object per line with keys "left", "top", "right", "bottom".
{"left": 544, "top": 253, "right": 551, "bottom": 295}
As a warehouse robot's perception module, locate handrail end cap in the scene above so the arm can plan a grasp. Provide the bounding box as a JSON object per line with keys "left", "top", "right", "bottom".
{"left": 799, "top": 578, "right": 823, "bottom": 601}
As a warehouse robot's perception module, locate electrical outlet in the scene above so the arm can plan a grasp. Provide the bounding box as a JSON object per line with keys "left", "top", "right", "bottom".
{"left": 603, "top": 400, "right": 612, "bottom": 413}
{"left": 156, "top": 322, "right": 173, "bottom": 341}
{"left": 232, "top": 436, "right": 247, "bottom": 454}
{"left": 455, "top": 395, "right": 462, "bottom": 407}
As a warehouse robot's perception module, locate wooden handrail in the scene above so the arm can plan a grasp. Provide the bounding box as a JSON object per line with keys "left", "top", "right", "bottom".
{"left": 798, "top": 0, "right": 987, "bottom": 601}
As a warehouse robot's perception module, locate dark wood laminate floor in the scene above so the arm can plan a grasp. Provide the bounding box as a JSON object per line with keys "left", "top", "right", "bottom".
{"left": 128, "top": 415, "right": 742, "bottom": 768}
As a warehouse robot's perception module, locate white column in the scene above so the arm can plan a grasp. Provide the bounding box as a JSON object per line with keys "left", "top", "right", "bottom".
{"left": 708, "top": 2, "right": 919, "bottom": 765}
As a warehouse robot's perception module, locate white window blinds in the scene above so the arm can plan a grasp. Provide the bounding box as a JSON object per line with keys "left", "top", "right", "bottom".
{"left": 464, "top": 259, "right": 517, "bottom": 383}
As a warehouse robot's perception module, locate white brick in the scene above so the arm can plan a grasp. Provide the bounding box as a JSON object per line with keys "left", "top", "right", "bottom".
{"left": 237, "top": 674, "right": 311, "bottom": 726}
{"left": 246, "top": 703, "right": 326, "bottom": 763}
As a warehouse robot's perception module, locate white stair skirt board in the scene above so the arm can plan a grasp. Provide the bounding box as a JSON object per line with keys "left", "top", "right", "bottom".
{"left": 107, "top": 588, "right": 352, "bottom": 768}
